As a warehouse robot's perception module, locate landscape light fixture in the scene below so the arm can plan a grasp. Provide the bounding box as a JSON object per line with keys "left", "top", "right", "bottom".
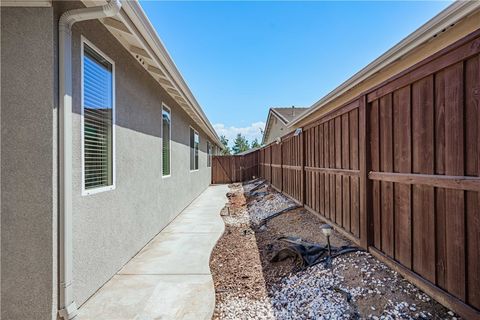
{"left": 321, "top": 224, "right": 333, "bottom": 257}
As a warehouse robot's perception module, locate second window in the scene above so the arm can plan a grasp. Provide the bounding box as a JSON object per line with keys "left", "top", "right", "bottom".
{"left": 190, "top": 128, "right": 199, "bottom": 170}
{"left": 162, "top": 105, "right": 171, "bottom": 176}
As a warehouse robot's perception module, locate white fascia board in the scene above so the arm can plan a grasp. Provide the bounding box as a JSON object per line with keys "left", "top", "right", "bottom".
{"left": 288, "top": 0, "right": 480, "bottom": 128}
{"left": 262, "top": 108, "right": 290, "bottom": 145}
{"left": 119, "top": 1, "right": 222, "bottom": 147}
{"left": 261, "top": 110, "right": 273, "bottom": 145}
{"left": 270, "top": 109, "right": 290, "bottom": 126}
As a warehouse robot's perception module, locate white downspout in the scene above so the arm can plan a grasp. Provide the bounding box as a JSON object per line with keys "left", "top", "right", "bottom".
{"left": 58, "top": 1, "right": 121, "bottom": 319}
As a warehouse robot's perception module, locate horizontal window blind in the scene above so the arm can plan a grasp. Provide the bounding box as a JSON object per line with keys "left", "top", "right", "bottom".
{"left": 83, "top": 44, "right": 114, "bottom": 190}
{"left": 162, "top": 107, "right": 171, "bottom": 176}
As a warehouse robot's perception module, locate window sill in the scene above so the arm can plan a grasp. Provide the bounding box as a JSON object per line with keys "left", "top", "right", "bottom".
{"left": 82, "top": 185, "right": 115, "bottom": 196}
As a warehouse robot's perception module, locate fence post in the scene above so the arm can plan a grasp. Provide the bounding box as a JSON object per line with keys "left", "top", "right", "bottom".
{"left": 241, "top": 155, "right": 245, "bottom": 181}
{"left": 269, "top": 146, "right": 272, "bottom": 183}
{"left": 359, "top": 95, "right": 372, "bottom": 249}
{"left": 280, "top": 140, "right": 283, "bottom": 192}
{"left": 300, "top": 129, "right": 306, "bottom": 206}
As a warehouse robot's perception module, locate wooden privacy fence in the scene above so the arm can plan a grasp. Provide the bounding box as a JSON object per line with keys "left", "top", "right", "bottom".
{"left": 255, "top": 30, "right": 480, "bottom": 319}
{"left": 211, "top": 152, "right": 259, "bottom": 184}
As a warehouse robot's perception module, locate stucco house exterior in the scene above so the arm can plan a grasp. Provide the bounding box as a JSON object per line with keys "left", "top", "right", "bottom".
{"left": 1, "top": 1, "right": 222, "bottom": 319}
{"left": 262, "top": 106, "right": 307, "bottom": 145}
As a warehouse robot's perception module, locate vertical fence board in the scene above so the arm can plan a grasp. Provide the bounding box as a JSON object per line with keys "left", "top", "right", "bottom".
{"left": 335, "top": 117, "right": 342, "bottom": 225}
{"left": 342, "top": 113, "right": 351, "bottom": 232}
{"left": 254, "top": 32, "right": 480, "bottom": 318}
{"left": 350, "top": 109, "right": 360, "bottom": 238}
{"left": 465, "top": 55, "right": 480, "bottom": 310}
{"left": 314, "top": 126, "right": 316, "bottom": 212}
{"left": 371, "top": 100, "right": 382, "bottom": 249}
{"left": 393, "top": 85, "right": 412, "bottom": 268}
{"left": 359, "top": 98, "right": 369, "bottom": 247}
{"left": 329, "top": 120, "right": 336, "bottom": 221}
{"left": 325, "top": 123, "right": 330, "bottom": 220}
{"left": 434, "top": 69, "right": 447, "bottom": 290}
{"left": 379, "top": 94, "right": 394, "bottom": 258}
{"left": 412, "top": 76, "right": 435, "bottom": 283}
{"left": 444, "top": 62, "right": 466, "bottom": 301}
{"left": 319, "top": 123, "right": 325, "bottom": 217}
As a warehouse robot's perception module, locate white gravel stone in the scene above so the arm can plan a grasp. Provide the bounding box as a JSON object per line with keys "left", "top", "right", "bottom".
{"left": 248, "top": 192, "right": 295, "bottom": 225}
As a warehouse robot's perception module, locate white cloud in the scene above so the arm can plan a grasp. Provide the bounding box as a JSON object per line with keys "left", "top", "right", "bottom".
{"left": 214, "top": 121, "right": 265, "bottom": 147}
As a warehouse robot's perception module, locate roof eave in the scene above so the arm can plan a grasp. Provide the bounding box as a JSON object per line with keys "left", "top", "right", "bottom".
{"left": 270, "top": 108, "right": 290, "bottom": 125}
{"left": 81, "top": 0, "right": 222, "bottom": 147}
{"left": 261, "top": 110, "right": 273, "bottom": 145}
{"left": 262, "top": 108, "right": 290, "bottom": 145}
{"left": 121, "top": 1, "right": 222, "bottom": 146}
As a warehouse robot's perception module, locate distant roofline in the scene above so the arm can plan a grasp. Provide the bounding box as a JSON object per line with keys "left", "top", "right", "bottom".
{"left": 262, "top": 106, "right": 308, "bottom": 144}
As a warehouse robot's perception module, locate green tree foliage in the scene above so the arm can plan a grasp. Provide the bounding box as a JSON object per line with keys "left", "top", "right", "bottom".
{"left": 220, "top": 135, "right": 231, "bottom": 155}
{"left": 232, "top": 133, "right": 249, "bottom": 154}
{"left": 251, "top": 138, "right": 261, "bottom": 149}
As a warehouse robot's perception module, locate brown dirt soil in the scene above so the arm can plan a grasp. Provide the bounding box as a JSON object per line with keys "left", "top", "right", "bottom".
{"left": 210, "top": 182, "right": 458, "bottom": 319}
{"left": 211, "top": 183, "right": 270, "bottom": 320}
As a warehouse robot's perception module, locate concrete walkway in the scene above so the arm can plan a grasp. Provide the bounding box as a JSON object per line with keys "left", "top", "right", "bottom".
{"left": 78, "top": 185, "right": 228, "bottom": 320}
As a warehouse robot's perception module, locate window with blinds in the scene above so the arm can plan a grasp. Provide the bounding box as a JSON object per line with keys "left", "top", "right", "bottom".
{"left": 162, "top": 105, "right": 171, "bottom": 176}
{"left": 190, "top": 128, "right": 199, "bottom": 171}
{"left": 207, "top": 141, "right": 212, "bottom": 167}
{"left": 82, "top": 42, "right": 114, "bottom": 192}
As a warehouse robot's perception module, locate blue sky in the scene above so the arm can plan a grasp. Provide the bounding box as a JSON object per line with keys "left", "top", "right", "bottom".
{"left": 140, "top": 0, "right": 452, "bottom": 145}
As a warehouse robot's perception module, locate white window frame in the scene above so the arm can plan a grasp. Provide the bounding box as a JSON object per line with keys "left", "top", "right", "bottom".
{"left": 207, "top": 141, "right": 212, "bottom": 168}
{"left": 81, "top": 36, "right": 116, "bottom": 196}
{"left": 190, "top": 126, "right": 199, "bottom": 172}
{"left": 161, "top": 103, "right": 172, "bottom": 178}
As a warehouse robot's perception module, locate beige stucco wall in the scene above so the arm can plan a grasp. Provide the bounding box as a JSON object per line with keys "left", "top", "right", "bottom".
{"left": 1, "top": 6, "right": 58, "bottom": 320}
{"left": 53, "top": 2, "right": 214, "bottom": 307}
{"left": 295, "top": 9, "right": 480, "bottom": 128}
{"left": 1, "top": 2, "right": 216, "bottom": 318}
{"left": 264, "top": 116, "right": 291, "bottom": 145}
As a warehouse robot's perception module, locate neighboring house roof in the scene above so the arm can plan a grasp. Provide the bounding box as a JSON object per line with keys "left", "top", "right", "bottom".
{"left": 236, "top": 147, "right": 261, "bottom": 156}
{"left": 288, "top": 0, "right": 480, "bottom": 128}
{"left": 272, "top": 107, "right": 309, "bottom": 124}
{"left": 262, "top": 106, "right": 308, "bottom": 144}
{"left": 76, "top": 0, "right": 223, "bottom": 148}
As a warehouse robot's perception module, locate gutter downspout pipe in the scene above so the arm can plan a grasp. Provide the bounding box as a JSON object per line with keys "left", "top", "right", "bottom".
{"left": 58, "top": 1, "right": 121, "bottom": 319}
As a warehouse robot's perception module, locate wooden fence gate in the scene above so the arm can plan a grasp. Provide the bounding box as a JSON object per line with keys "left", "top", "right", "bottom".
{"left": 211, "top": 152, "right": 259, "bottom": 184}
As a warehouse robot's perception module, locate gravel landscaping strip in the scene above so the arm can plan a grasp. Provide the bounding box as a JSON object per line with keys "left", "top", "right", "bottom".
{"left": 247, "top": 192, "right": 295, "bottom": 225}
{"left": 211, "top": 181, "right": 459, "bottom": 320}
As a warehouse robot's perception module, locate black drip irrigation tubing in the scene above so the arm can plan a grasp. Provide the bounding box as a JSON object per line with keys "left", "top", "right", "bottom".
{"left": 271, "top": 236, "right": 365, "bottom": 269}
{"left": 248, "top": 180, "right": 267, "bottom": 193}
{"left": 258, "top": 205, "right": 301, "bottom": 226}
